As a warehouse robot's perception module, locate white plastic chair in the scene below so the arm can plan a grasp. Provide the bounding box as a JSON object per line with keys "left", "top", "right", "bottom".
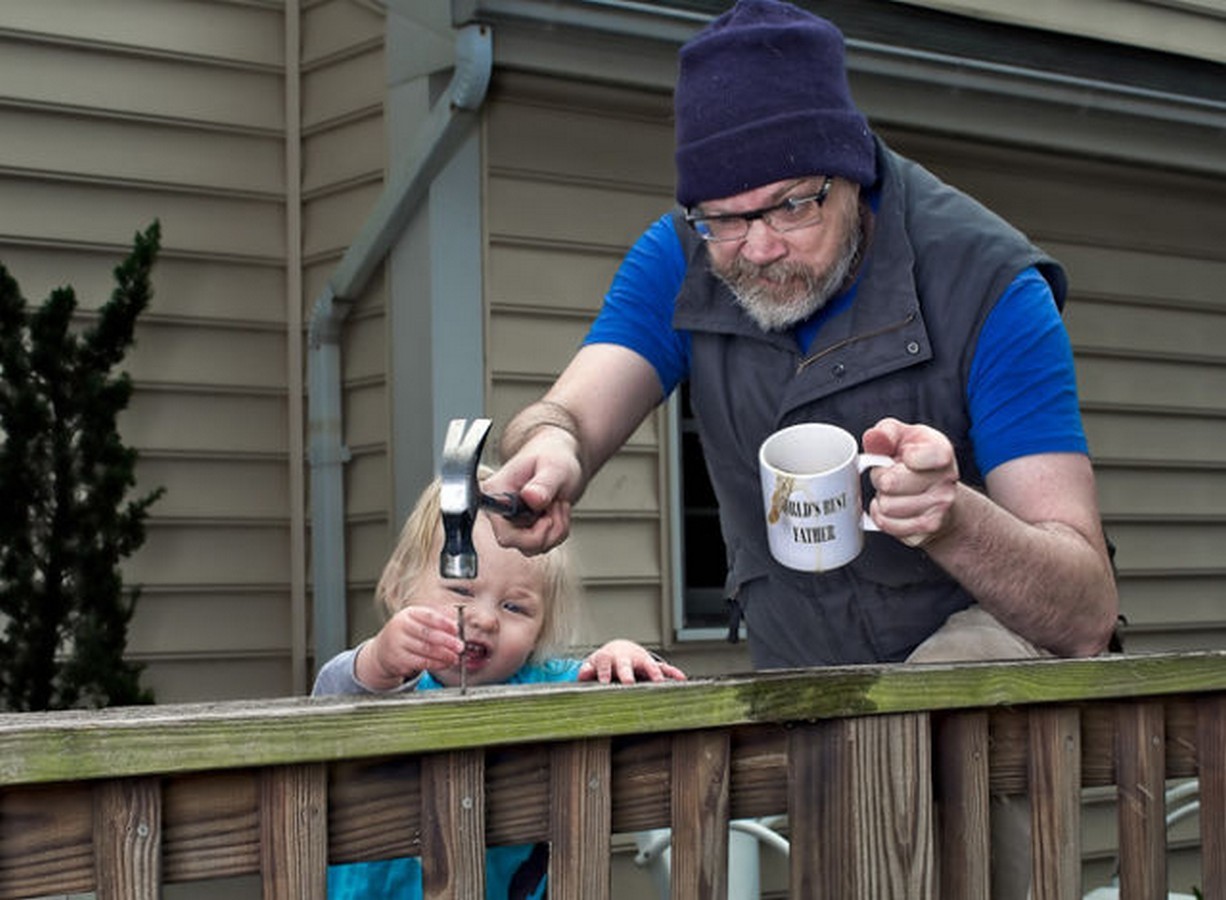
{"left": 633, "top": 816, "right": 790, "bottom": 900}
{"left": 1081, "top": 779, "right": 1201, "bottom": 900}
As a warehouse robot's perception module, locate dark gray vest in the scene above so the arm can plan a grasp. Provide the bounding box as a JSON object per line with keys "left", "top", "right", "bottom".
{"left": 672, "top": 139, "right": 1067, "bottom": 667}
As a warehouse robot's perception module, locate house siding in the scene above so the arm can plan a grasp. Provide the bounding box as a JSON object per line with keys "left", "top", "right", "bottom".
{"left": 481, "top": 59, "right": 1226, "bottom": 671}
{"left": 895, "top": 0, "right": 1226, "bottom": 65}
{"left": 298, "top": 0, "right": 391, "bottom": 658}
{"left": 0, "top": 0, "right": 1221, "bottom": 894}
{"left": 873, "top": 130, "right": 1226, "bottom": 662}
{"left": 483, "top": 72, "right": 677, "bottom": 650}
{"left": 0, "top": 0, "right": 1223, "bottom": 705}
{"left": 0, "top": 0, "right": 298, "bottom": 701}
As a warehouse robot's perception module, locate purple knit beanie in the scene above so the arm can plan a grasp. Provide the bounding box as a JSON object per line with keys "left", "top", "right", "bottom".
{"left": 674, "top": 0, "right": 876, "bottom": 208}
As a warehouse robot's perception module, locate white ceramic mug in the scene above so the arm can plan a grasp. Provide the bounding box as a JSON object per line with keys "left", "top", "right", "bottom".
{"left": 758, "top": 423, "right": 894, "bottom": 572}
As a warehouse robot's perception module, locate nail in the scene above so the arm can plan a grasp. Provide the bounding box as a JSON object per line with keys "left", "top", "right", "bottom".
{"left": 455, "top": 604, "right": 467, "bottom": 695}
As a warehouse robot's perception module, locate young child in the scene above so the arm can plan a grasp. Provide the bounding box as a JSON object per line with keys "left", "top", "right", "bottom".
{"left": 312, "top": 471, "right": 685, "bottom": 898}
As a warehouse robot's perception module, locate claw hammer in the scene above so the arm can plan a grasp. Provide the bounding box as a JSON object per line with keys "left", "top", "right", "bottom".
{"left": 439, "top": 417, "right": 536, "bottom": 578}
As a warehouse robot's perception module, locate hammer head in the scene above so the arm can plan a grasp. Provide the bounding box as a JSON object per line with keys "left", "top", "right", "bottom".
{"left": 439, "top": 417, "right": 492, "bottom": 579}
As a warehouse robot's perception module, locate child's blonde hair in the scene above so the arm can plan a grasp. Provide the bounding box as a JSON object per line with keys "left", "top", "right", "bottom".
{"left": 374, "top": 469, "right": 581, "bottom": 660}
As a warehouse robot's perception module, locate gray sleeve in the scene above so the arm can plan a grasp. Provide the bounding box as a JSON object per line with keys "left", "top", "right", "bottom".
{"left": 310, "top": 646, "right": 365, "bottom": 696}
{"left": 310, "top": 640, "right": 423, "bottom": 697}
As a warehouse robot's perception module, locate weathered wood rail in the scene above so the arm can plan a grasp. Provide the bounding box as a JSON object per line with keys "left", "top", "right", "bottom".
{"left": 1, "top": 652, "right": 1224, "bottom": 899}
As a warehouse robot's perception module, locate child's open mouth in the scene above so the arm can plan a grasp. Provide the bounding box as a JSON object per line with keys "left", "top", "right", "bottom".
{"left": 462, "top": 641, "right": 489, "bottom": 668}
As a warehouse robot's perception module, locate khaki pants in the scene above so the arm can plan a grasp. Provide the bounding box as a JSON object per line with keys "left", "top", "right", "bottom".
{"left": 906, "top": 606, "right": 1051, "bottom": 900}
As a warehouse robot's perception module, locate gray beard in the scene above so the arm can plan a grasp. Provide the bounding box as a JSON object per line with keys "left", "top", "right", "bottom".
{"left": 715, "top": 208, "right": 863, "bottom": 333}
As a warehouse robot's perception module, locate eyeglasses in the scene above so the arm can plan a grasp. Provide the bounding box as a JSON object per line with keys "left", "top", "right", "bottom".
{"left": 685, "top": 177, "right": 833, "bottom": 243}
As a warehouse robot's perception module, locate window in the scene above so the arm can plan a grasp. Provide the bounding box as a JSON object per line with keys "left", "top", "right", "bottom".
{"left": 669, "top": 383, "right": 740, "bottom": 640}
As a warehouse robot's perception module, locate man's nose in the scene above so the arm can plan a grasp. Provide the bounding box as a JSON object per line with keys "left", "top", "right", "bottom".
{"left": 738, "top": 218, "right": 787, "bottom": 264}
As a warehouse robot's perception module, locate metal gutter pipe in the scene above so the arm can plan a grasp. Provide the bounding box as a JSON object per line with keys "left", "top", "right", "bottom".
{"left": 285, "top": 0, "right": 307, "bottom": 694}
{"left": 307, "top": 23, "right": 493, "bottom": 674}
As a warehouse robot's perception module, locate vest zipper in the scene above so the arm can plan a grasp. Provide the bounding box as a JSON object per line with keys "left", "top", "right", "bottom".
{"left": 794, "top": 309, "right": 919, "bottom": 375}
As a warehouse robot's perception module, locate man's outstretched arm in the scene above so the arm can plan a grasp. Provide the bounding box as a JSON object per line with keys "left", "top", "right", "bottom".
{"left": 484, "top": 343, "right": 664, "bottom": 553}
{"left": 864, "top": 418, "right": 1119, "bottom": 657}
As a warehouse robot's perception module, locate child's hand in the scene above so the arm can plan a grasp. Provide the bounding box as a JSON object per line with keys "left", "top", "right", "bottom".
{"left": 577, "top": 639, "right": 687, "bottom": 685}
{"left": 355, "top": 605, "right": 466, "bottom": 691}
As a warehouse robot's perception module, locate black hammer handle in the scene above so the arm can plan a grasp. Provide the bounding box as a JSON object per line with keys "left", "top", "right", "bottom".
{"left": 479, "top": 491, "right": 540, "bottom": 525}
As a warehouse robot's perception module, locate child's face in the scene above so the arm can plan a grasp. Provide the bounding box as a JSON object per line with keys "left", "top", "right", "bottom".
{"left": 420, "top": 517, "right": 548, "bottom": 687}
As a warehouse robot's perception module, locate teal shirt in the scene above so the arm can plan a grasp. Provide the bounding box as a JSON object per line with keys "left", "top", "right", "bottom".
{"left": 326, "top": 658, "right": 582, "bottom": 900}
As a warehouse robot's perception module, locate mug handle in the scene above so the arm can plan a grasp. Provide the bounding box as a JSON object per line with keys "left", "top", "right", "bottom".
{"left": 856, "top": 453, "right": 894, "bottom": 532}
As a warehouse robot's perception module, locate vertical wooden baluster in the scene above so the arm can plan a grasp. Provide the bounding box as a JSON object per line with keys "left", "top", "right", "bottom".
{"left": 93, "top": 777, "right": 161, "bottom": 900}
{"left": 1116, "top": 700, "right": 1166, "bottom": 899}
{"left": 260, "top": 764, "right": 326, "bottom": 900}
{"left": 864, "top": 713, "right": 934, "bottom": 900}
{"left": 421, "top": 749, "right": 485, "bottom": 900}
{"left": 1197, "top": 694, "right": 1226, "bottom": 899}
{"left": 1028, "top": 706, "right": 1081, "bottom": 900}
{"left": 550, "top": 738, "right": 611, "bottom": 899}
{"left": 671, "top": 729, "right": 730, "bottom": 900}
{"left": 935, "top": 711, "right": 991, "bottom": 900}
{"left": 790, "top": 713, "right": 933, "bottom": 900}
{"left": 788, "top": 721, "right": 837, "bottom": 899}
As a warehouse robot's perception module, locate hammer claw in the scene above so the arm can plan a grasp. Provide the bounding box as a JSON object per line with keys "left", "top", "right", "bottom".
{"left": 439, "top": 417, "right": 539, "bottom": 578}
{"left": 443, "top": 417, "right": 492, "bottom": 467}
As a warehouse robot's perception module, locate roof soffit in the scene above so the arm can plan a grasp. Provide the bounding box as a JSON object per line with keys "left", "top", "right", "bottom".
{"left": 450, "top": 0, "right": 1226, "bottom": 175}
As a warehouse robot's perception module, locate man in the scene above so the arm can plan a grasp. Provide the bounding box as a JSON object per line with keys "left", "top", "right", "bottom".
{"left": 487, "top": 6, "right": 1119, "bottom": 890}
{"left": 486, "top": 0, "right": 1118, "bottom": 671}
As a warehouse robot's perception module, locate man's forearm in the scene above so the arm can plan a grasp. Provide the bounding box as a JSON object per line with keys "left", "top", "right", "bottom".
{"left": 500, "top": 399, "right": 587, "bottom": 476}
{"left": 498, "top": 344, "right": 666, "bottom": 497}
{"left": 925, "top": 483, "right": 1118, "bottom": 657}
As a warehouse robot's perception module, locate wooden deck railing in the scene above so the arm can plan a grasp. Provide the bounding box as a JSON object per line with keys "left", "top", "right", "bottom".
{"left": 1, "top": 651, "right": 1224, "bottom": 899}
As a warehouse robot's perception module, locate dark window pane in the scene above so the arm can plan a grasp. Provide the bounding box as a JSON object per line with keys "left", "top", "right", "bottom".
{"left": 683, "top": 511, "right": 725, "bottom": 588}
{"left": 678, "top": 383, "right": 729, "bottom": 628}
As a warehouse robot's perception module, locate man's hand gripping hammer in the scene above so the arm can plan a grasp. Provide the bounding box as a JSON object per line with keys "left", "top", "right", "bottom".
{"left": 439, "top": 417, "right": 538, "bottom": 579}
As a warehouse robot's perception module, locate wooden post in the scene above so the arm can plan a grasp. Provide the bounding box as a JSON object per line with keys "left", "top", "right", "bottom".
{"left": 260, "top": 764, "right": 326, "bottom": 900}
{"left": 671, "top": 729, "right": 731, "bottom": 900}
{"left": 935, "top": 711, "right": 991, "bottom": 900}
{"left": 1028, "top": 706, "right": 1081, "bottom": 900}
{"left": 421, "top": 750, "right": 485, "bottom": 900}
{"left": 1116, "top": 700, "right": 1166, "bottom": 898}
{"left": 549, "top": 738, "right": 612, "bottom": 899}
{"left": 789, "top": 713, "right": 934, "bottom": 899}
{"left": 93, "top": 776, "right": 161, "bottom": 900}
{"left": 1198, "top": 694, "right": 1226, "bottom": 899}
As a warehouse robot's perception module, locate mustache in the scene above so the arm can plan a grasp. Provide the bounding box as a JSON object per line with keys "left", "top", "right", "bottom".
{"left": 724, "top": 257, "right": 817, "bottom": 288}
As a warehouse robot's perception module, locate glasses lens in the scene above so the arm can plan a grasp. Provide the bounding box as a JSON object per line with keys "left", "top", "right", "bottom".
{"left": 766, "top": 196, "right": 824, "bottom": 233}
{"left": 699, "top": 217, "right": 747, "bottom": 242}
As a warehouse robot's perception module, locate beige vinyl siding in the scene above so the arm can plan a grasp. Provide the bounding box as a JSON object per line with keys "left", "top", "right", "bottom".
{"left": 0, "top": 0, "right": 295, "bottom": 702}
{"left": 483, "top": 72, "right": 676, "bottom": 649}
{"left": 480, "top": 68, "right": 1224, "bottom": 889}
{"left": 482, "top": 66, "right": 1226, "bottom": 660}
{"left": 299, "top": 0, "right": 390, "bottom": 647}
{"left": 2, "top": 0, "right": 1221, "bottom": 706}
{"left": 899, "top": 0, "right": 1226, "bottom": 65}
{"left": 886, "top": 132, "right": 1226, "bottom": 655}
{"left": 0, "top": 0, "right": 394, "bottom": 699}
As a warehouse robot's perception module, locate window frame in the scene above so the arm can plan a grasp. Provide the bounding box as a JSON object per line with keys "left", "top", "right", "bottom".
{"left": 667, "top": 388, "right": 746, "bottom": 642}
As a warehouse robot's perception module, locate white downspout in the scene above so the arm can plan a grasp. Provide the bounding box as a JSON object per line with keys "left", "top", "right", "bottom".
{"left": 307, "top": 23, "right": 492, "bottom": 674}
